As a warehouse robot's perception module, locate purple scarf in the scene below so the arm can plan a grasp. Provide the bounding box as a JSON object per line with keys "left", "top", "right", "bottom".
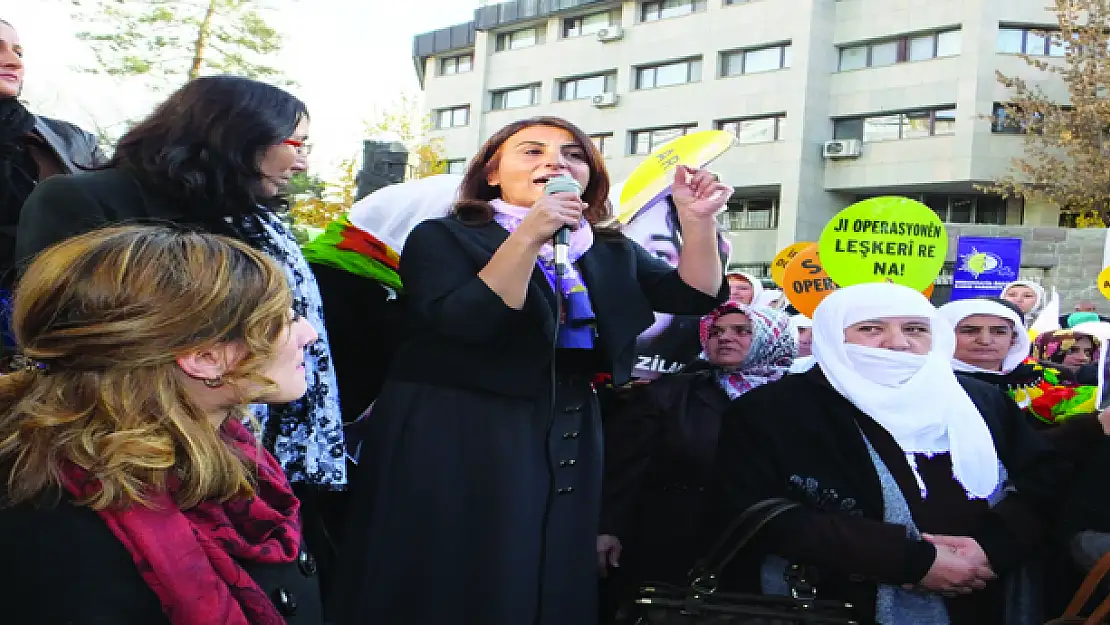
{"left": 491, "top": 199, "right": 597, "bottom": 349}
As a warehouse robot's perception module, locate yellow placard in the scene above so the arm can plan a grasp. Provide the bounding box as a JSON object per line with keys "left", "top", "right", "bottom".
{"left": 616, "top": 130, "right": 736, "bottom": 224}
{"left": 818, "top": 197, "right": 947, "bottom": 292}
{"left": 1098, "top": 266, "right": 1110, "bottom": 300}
{"left": 782, "top": 244, "right": 838, "bottom": 318}
{"left": 770, "top": 242, "right": 814, "bottom": 287}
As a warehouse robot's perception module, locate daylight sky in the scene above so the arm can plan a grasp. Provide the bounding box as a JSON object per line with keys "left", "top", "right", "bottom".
{"left": 7, "top": 0, "right": 478, "bottom": 178}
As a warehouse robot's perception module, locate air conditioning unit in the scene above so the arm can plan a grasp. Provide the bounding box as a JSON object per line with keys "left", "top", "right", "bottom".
{"left": 591, "top": 92, "right": 619, "bottom": 108}
{"left": 822, "top": 139, "right": 862, "bottom": 159}
{"left": 596, "top": 26, "right": 624, "bottom": 42}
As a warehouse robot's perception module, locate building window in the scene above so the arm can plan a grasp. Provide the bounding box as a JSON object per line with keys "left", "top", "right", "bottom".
{"left": 635, "top": 58, "right": 702, "bottom": 89}
{"left": 838, "top": 29, "right": 962, "bottom": 71}
{"left": 445, "top": 159, "right": 467, "bottom": 175}
{"left": 723, "top": 0, "right": 756, "bottom": 4}
{"left": 640, "top": 0, "right": 706, "bottom": 22}
{"left": 434, "top": 105, "right": 470, "bottom": 129}
{"left": 496, "top": 27, "right": 540, "bottom": 51}
{"left": 563, "top": 9, "right": 619, "bottom": 37}
{"left": 720, "top": 198, "right": 779, "bottom": 230}
{"left": 438, "top": 54, "right": 472, "bottom": 76}
{"left": 924, "top": 195, "right": 1006, "bottom": 224}
{"left": 727, "top": 263, "right": 772, "bottom": 278}
{"left": 717, "top": 115, "right": 786, "bottom": 143}
{"left": 491, "top": 84, "right": 541, "bottom": 110}
{"left": 558, "top": 72, "right": 617, "bottom": 101}
{"left": 722, "top": 43, "right": 792, "bottom": 76}
{"left": 590, "top": 133, "right": 614, "bottom": 158}
{"left": 630, "top": 124, "right": 697, "bottom": 155}
{"left": 997, "top": 26, "right": 1066, "bottom": 56}
{"left": 833, "top": 107, "right": 957, "bottom": 142}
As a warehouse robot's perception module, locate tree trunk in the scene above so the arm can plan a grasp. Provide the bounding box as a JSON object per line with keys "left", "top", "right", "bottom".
{"left": 188, "top": 0, "right": 219, "bottom": 80}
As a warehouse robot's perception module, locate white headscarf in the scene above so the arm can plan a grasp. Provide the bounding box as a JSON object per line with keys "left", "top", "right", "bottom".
{"left": 1001, "top": 279, "right": 1046, "bottom": 326}
{"left": 787, "top": 314, "right": 815, "bottom": 373}
{"left": 347, "top": 174, "right": 462, "bottom": 255}
{"left": 811, "top": 283, "right": 1001, "bottom": 500}
{"left": 938, "top": 299, "right": 1030, "bottom": 374}
{"left": 753, "top": 288, "right": 784, "bottom": 309}
{"left": 728, "top": 271, "right": 765, "bottom": 306}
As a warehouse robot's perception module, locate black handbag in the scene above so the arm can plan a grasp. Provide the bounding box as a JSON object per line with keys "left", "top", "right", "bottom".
{"left": 631, "top": 498, "right": 859, "bottom": 625}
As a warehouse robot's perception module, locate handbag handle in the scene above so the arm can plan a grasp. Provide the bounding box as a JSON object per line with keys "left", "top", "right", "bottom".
{"left": 687, "top": 497, "right": 801, "bottom": 594}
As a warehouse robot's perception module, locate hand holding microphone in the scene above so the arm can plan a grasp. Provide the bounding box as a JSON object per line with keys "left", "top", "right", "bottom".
{"left": 515, "top": 175, "right": 585, "bottom": 270}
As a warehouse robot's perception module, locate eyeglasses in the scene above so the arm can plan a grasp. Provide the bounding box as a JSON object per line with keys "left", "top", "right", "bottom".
{"left": 282, "top": 139, "right": 313, "bottom": 155}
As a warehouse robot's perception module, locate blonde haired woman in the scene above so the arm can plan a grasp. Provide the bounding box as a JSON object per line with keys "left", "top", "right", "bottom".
{"left": 0, "top": 226, "right": 321, "bottom": 625}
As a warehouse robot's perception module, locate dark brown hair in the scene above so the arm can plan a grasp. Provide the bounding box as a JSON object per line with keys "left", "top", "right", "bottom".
{"left": 454, "top": 116, "right": 612, "bottom": 225}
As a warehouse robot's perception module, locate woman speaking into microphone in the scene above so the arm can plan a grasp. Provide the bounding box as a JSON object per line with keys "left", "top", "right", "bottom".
{"left": 331, "top": 116, "right": 730, "bottom": 625}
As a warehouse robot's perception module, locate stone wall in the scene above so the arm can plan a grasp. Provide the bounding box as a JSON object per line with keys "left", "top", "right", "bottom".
{"left": 941, "top": 224, "right": 1108, "bottom": 312}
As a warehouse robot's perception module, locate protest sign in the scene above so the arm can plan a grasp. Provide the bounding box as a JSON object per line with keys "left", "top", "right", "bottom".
{"left": 950, "top": 237, "right": 1021, "bottom": 301}
{"left": 770, "top": 242, "right": 813, "bottom": 287}
{"left": 783, "top": 244, "right": 837, "bottom": 317}
{"left": 1099, "top": 265, "right": 1110, "bottom": 301}
{"left": 615, "top": 130, "right": 735, "bottom": 224}
{"left": 818, "top": 197, "right": 947, "bottom": 292}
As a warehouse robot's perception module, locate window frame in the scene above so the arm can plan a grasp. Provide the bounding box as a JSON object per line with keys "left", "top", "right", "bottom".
{"left": 557, "top": 72, "right": 618, "bottom": 101}
{"left": 721, "top": 43, "right": 792, "bottom": 77}
{"left": 438, "top": 53, "right": 473, "bottom": 76}
{"left": 444, "top": 159, "right": 468, "bottom": 175}
{"left": 997, "top": 26, "right": 1067, "bottom": 57}
{"left": 495, "top": 27, "right": 541, "bottom": 52}
{"left": 562, "top": 9, "right": 619, "bottom": 38}
{"left": 837, "top": 29, "right": 961, "bottom": 71}
{"left": 719, "top": 197, "right": 779, "bottom": 230}
{"left": 833, "top": 107, "right": 958, "bottom": 142}
{"left": 640, "top": 0, "right": 707, "bottom": 22}
{"left": 629, "top": 124, "right": 697, "bottom": 155}
{"left": 434, "top": 105, "right": 470, "bottom": 129}
{"left": 635, "top": 57, "right": 703, "bottom": 89}
{"left": 490, "top": 84, "right": 541, "bottom": 110}
{"left": 589, "top": 133, "right": 614, "bottom": 158}
{"left": 715, "top": 115, "right": 787, "bottom": 143}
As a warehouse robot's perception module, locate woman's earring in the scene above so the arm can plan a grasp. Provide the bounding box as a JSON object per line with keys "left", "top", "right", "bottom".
{"left": 203, "top": 376, "right": 225, "bottom": 389}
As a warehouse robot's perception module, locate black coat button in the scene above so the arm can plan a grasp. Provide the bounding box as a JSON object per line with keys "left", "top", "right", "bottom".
{"left": 297, "top": 551, "right": 318, "bottom": 576}
{"left": 273, "top": 587, "right": 298, "bottom": 616}
{"left": 562, "top": 431, "right": 579, "bottom": 440}
{"left": 564, "top": 404, "right": 584, "bottom": 413}
{"left": 559, "top": 459, "right": 577, "bottom": 468}
{"left": 557, "top": 487, "right": 575, "bottom": 495}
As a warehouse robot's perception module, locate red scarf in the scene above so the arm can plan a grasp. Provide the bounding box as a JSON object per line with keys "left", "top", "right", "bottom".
{"left": 59, "top": 419, "right": 301, "bottom": 625}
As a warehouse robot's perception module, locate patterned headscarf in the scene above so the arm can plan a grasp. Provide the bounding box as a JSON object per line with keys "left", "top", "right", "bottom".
{"left": 1034, "top": 329, "right": 1102, "bottom": 365}
{"left": 699, "top": 302, "right": 795, "bottom": 399}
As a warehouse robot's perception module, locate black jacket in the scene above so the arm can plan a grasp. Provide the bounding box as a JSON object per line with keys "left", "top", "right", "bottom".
{"left": 600, "top": 363, "right": 730, "bottom": 586}
{"left": 386, "top": 217, "right": 728, "bottom": 394}
{"left": 712, "top": 369, "right": 1069, "bottom": 622}
{"left": 0, "top": 493, "right": 324, "bottom": 624}
{"left": 32, "top": 115, "right": 104, "bottom": 173}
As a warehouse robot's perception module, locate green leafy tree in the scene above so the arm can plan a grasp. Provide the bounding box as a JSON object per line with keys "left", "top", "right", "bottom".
{"left": 285, "top": 171, "right": 326, "bottom": 201}
{"left": 364, "top": 94, "right": 446, "bottom": 179}
{"left": 984, "top": 0, "right": 1110, "bottom": 227}
{"left": 70, "top": 0, "right": 291, "bottom": 89}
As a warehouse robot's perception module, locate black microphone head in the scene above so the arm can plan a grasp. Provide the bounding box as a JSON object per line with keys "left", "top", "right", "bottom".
{"left": 543, "top": 175, "right": 582, "bottom": 197}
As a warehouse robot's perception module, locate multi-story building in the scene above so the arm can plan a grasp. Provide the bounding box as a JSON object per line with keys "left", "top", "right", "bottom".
{"left": 411, "top": 0, "right": 1104, "bottom": 303}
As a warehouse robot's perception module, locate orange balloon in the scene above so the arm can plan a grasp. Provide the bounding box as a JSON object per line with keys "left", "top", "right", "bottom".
{"left": 782, "top": 244, "right": 839, "bottom": 318}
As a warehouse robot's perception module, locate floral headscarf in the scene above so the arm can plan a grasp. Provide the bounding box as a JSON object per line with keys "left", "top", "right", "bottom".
{"left": 699, "top": 302, "right": 795, "bottom": 399}
{"left": 1033, "top": 329, "right": 1101, "bottom": 366}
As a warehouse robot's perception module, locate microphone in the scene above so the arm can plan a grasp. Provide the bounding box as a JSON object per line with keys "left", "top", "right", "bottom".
{"left": 542, "top": 175, "right": 582, "bottom": 274}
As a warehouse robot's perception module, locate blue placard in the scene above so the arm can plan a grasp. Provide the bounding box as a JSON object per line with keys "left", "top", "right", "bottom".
{"left": 950, "top": 236, "right": 1022, "bottom": 301}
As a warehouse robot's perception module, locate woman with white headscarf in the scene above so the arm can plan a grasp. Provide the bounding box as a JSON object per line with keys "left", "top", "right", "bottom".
{"left": 941, "top": 298, "right": 1109, "bottom": 447}
{"left": 1002, "top": 280, "right": 1046, "bottom": 327}
{"left": 712, "top": 283, "right": 1066, "bottom": 625}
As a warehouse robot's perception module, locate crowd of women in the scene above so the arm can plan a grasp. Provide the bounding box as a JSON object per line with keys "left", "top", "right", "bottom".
{"left": 4, "top": 16, "right": 1110, "bottom": 625}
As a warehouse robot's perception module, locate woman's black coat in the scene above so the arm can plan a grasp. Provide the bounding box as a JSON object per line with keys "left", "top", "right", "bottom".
{"left": 329, "top": 216, "right": 726, "bottom": 625}
{"left": 0, "top": 494, "right": 323, "bottom": 624}
{"left": 710, "top": 369, "right": 1068, "bottom": 622}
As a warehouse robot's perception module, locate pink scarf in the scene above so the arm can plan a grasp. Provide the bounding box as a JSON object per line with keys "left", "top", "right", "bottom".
{"left": 489, "top": 199, "right": 594, "bottom": 264}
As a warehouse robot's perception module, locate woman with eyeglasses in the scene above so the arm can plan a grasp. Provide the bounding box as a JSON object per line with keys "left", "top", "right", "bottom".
{"left": 14, "top": 75, "right": 347, "bottom": 599}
